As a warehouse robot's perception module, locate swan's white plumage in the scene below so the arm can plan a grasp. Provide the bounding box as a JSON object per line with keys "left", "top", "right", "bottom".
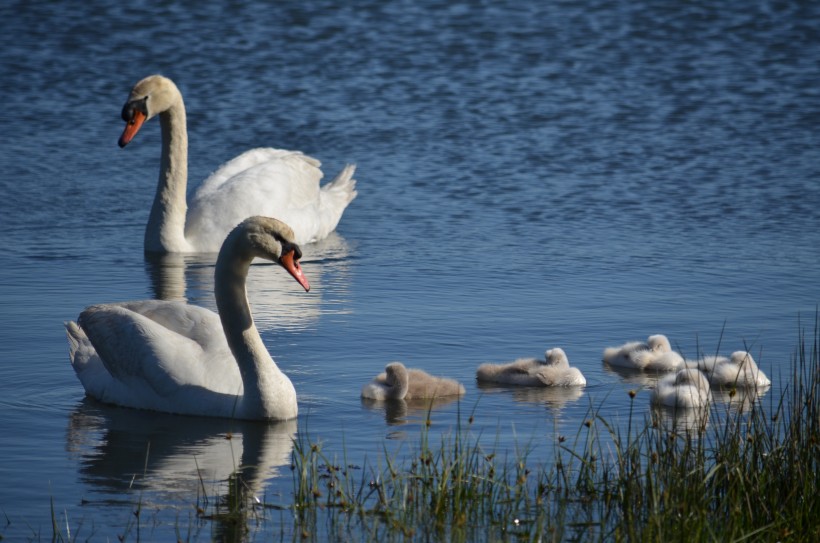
{"left": 688, "top": 351, "right": 771, "bottom": 388}
{"left": 651, "top": 368, "right": 712, "bottom": 408}
{"left": 361, "top": 362, "right": 466, "bottom": 400}
{"left": 602, "top": 334, "right": 683, "bottom": 371}
{"left": 476, "top": 347, "right": 586, "bottom": 386}
{"left": 186, "top": 151, "right": 356, "bottom": 250}
{"left": 120, "top": 75, "right": 357, "bottom": 252}
{"left": 65, "top": 216, "right": 308, "bottom": 420}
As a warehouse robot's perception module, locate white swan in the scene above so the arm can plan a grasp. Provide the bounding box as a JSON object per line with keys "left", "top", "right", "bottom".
{"left": 602, "top": 334, "right": 683, "bottom": 371}
{"left": 651, "top": 368, "right": 712, "bottom": 408}
{"left": 689, "top": 351, "right": 771, "bottom": 388}
{"left": 65, "top": 216, "right": 310, "bottom": 420}
{"left": 476, "top": 347, "right": 586, "bottom": 386}
{"left": 361, "top": 362, "right": 466, "bottom": 400}
{"left": 119, "top": 75, "right": 357, "bottom": 252}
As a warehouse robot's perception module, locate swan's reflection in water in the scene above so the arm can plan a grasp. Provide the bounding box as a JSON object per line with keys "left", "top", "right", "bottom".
{"left": 143, "top": 232, "right": 352, "bottom": 331}
{"left": 66, "top": 399, "right": 296, "bottom": 510}
{"left": 360, "top": 396, "right": 464, "bottom": 427}
{"left": 476, "top": 381, "right": 585, "bottom": 413}
{"left": 651, "top": 404, "right": 710, "bottom": 432}
{"left": 602, "top": 362, "right": 670, "bottom": 388}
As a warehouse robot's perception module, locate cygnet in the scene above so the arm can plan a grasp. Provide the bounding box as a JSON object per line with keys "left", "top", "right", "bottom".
{"left": 362, "top": 362, "right": 466, "bottom": 400}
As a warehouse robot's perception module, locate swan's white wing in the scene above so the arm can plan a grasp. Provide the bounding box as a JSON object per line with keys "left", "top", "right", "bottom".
{"left": 77, "top": 302, "right": 239, "bottom": 398}
{"left": 114, "top": 300, "right": 227, "bottom": 354}
{"left": 186, "top": 149, "right": 327, "bottom": 250}
{"left": 194, "top": 148, "right": 321, "bottom": 199}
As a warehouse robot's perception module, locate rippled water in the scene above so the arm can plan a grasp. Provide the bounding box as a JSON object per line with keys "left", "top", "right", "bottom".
{"left": 1, "top": 0, "right": 819, "bottom": 540}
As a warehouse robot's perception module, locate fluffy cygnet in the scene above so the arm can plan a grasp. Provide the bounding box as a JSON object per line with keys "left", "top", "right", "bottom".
{"left": 691, "top": 351, "right": 771, "bottom": 388}
{"left": 603, "top": 334, "right": 684, "bottom": 371}
{"left": 651, "top": 368, "right": 712, "bottom": 408}
{"left": 361, "top": 362, "right": 466, "bottom": 400}
{"left": 476, "top": 347, "right": 586, "bottom": 386}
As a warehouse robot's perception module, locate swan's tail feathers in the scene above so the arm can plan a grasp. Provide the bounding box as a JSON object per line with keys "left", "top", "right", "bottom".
{"left": 65, "top": 320, "right": 96, "bottom": 374}
{"left": 65, "top": 321, "right": 83, "bottom": 362}
{"left": 63, "top": 321, "right": 87, "bottom": 370}
{"left": 322, "top": 163, "right": 358, "bottom": 205}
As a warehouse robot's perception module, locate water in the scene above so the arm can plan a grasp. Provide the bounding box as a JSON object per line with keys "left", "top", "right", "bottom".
{"left": 1, "top": 0, "right": 819, "bottom": 539}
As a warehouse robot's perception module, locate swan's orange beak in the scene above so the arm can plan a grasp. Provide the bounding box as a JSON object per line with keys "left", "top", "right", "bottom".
{"left": 280, "top": 250, "right": 310, "bottom": 292}
{"left": 119, "top": 110, "right": 146, "bottom": 148}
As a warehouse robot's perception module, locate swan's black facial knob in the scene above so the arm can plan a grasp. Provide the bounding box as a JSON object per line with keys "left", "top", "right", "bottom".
{"left": 121, "top": 97, "right": 148, "bottom": 123}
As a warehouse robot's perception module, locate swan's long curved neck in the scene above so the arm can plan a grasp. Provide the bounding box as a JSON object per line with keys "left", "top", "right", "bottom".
{"left": 215, "top": 250, "right": 284, "bottom": 410}
{"left": 145, "top": 102, "right": 189, "bottom": 253}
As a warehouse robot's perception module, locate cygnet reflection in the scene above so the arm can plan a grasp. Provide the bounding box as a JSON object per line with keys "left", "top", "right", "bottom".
{"left": 476, "top": 380, "right": 585, "bottom": 411}
{"left": 360, "top": 395, "right": 464, "bottom": 426}
{"left": 651, "top": 403, "right": 710, "bottom": 432}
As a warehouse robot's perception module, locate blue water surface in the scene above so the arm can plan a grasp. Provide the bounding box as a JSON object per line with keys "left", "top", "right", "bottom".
{"left": 1, "top": 0, "right": 819, "bottom": 540}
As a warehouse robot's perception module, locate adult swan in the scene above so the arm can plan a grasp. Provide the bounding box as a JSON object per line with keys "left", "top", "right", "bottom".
{"left": 119, "top": 75, "right": 357, "bottom": 252}
{"left": 65, "top": 216, "right": 310, "bottom": 420}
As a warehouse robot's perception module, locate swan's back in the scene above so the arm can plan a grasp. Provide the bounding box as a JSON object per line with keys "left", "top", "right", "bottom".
{"left": 187, "top": 149, "right": 357, "bottom": 249}
{"left": 67, "top": 301, "right": 241, "bottom": 410}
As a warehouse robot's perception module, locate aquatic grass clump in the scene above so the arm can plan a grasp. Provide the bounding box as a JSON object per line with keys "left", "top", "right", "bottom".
{"left": 288, "top": 322, "right": 820, "bottom": 542}
{"left": 616, "top": 319, "right": 820, "bottom": 541}
{"left": 289, "top": 411, "right": 574, "bottom": 542}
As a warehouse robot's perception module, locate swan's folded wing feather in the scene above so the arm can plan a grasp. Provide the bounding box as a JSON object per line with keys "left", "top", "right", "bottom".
{"left": 65, "top": 320, "right": 114, "bottom": 394}
{"left": 195, "top": 148, "right": 322, "bottom": 198}
{"left": 115, "top": 300, "right": 225, "bottom": 352}
{"left": 78, "top": 302, "right": 227, "bottom": 397}
{"left": 186, "top": 150, "right": 325, "bottom": 248}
